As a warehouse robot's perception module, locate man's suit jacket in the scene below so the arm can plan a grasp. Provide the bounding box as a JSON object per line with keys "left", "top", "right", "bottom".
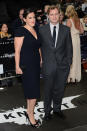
{"left": 39, "top": 23, "right": 73, "bottom": 75}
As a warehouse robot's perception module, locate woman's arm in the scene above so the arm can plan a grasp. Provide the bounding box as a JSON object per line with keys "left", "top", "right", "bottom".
{"left": 79, "top": 22, "right": 84, "bottom": 34}
{"left": 14, "top": 37, "right": 24, "bottom": 74}
{"left": 66, "top": 19, "right": 72, "bottom": 28}
{"left": 39, "top": 48, "right": 42, "bottom": 68}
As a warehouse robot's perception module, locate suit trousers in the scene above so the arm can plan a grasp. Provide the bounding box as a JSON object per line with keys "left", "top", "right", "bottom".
{"left": 43, "top": 65, "right": 70, "bottom": 115}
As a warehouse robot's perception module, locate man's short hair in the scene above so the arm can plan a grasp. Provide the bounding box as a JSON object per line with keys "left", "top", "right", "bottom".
{"left": 47, "top": 5, "right": 60, "bottom": 15}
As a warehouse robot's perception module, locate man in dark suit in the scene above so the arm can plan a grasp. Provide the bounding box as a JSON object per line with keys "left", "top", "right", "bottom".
{"left": 39, "top": 5, "right": 73, "bottom": 120}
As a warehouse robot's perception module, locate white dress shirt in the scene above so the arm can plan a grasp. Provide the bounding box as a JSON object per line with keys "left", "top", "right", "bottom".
{"left": 50, "top": 22, "right": 59, "bottom": 47}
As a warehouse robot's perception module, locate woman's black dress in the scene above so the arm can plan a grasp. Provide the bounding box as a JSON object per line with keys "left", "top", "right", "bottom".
{"left": 14, "top": 26, "right": 41, "bottom": 99}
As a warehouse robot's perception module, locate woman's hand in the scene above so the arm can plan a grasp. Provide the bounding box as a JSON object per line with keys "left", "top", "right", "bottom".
{"left": 40, "top": 58, "right": 43, "bottom": 68}
{"left": 79, "top": 22, "right": 84, "bottom": 34}
{"left": 39, "top": 48, "right": 42, "bottom": 68}
{"left": 16, "top": 67, "right": 23, "bottom": 74}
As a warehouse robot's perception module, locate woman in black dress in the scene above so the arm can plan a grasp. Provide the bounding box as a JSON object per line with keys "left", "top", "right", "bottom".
{"left": 14, "top": 8, "right": 42, "bottom": 128}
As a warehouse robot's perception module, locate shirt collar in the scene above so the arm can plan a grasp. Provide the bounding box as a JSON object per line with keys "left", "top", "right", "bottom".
{"left": 50, "top": 22, "right": 59, "bottom": 29}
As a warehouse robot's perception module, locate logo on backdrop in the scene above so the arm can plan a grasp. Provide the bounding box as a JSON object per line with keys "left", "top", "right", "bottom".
{"left": 0, "top": 95, "right": 81, "bottom": 125}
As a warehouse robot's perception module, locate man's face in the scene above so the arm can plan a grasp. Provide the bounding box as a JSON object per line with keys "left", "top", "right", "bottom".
{"left": 48, "top": 8, "right": 60, "bottom": 25}
{"left": 44, "top": 5, "right": 49, "bottom": 13}
{"left": 84, "top": 18, "right": 87, "bottom": 24}
{"left": 19, "top": 9, "right": 24, "bottom": 20}
{"left": 59, "top": 12, "right": 64, "bottom": 22}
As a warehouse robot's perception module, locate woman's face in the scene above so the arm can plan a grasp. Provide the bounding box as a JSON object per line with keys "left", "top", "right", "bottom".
{"left": 24, "top": 12, "right": 36, "bottom": 27}
{"left": 1, "top": 24, "right": 8, "bottom": 33}
{"left": 59, "top": 12, "right": 64, "bottom": 22}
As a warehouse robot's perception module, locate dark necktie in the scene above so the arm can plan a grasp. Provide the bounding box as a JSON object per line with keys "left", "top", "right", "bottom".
{"left": 53, "top": 26, "right": 56, "bottom": 45}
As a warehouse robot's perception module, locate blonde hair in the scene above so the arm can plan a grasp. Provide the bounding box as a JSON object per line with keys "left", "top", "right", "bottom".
{"left": 65, "top": 5, "right": 80, "bottom": 30}
{"left": 65, "top": 5, "right": 77, "bottom": 18}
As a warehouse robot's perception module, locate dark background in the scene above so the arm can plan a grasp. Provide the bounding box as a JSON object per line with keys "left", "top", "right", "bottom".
{"left": 0, "top": 0, "right": 52, "bottom": 23}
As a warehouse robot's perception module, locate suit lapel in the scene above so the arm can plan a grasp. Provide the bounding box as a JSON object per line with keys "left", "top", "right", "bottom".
{"left": 46, "top": 24, "right": 54, "bottom": 46}
{"left": 56, "top": 24, "right": 62, "bottom": 48}
{"left": 45, "top": 24, "right": 63, "bottom": 48}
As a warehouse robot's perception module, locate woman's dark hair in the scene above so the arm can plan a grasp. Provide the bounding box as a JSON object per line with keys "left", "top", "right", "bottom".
{"left": 0, "top": 23, "right": 8, "bottom": 28}
{"left": 23, "top": 8, "right": 35, "bottom": 18}
{"left": 0, "top": 23, "right": 8, "bottom": 31}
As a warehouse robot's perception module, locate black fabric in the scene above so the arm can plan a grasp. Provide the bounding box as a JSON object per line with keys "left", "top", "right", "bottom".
{"left": 64, "top": 125, "right": 87, "bottom": 131}
{"left": 14, "top": 26, "right": 41, "bottom": 99}
{"left": 39, "top": 23, "right": 73, "bottom": 115}
{"left": 11, "top": 18, "right": 23, "bottom": 35}
{"left": 53, "top": 26, "right": 56, "bottom": 45}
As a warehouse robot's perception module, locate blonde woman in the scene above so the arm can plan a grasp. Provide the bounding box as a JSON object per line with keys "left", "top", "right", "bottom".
{"left": 65, "top": 5, "right": 84, "bottom": 83}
